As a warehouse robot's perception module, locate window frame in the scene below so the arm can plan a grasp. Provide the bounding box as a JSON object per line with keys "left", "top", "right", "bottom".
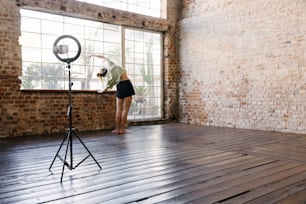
{"left": 123, "top": 26, "right": 164, "bottom": 120}
{"left": 19, "top": 8, "right": 164, "bottom": 121}
{"left": 75, "top": 0, "right": 164, "bottom": 19}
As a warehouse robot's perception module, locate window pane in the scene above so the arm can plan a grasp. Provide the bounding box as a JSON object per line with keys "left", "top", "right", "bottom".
{"left": 104, "top": 42, "right": 120, "bottom": 54}
{"left": 85, "top": 27, "right": 103, "bottom": 41}
{"left": 22, "top": 47, "right": 41, "bottom": 62}
{"left": 84, "top": 40, "right": 104, "bottom": 53}
{"left": 125, "top": 29, "right": 134, "bottom": 40}
{"left": 42, "top": 63, "right": 64, "bottom": 77}
{"left": 42, "top": 48, "right": 59, "bottom": 63}
{"left": 65, "top": 16, "right": 90, "bottom": 26}
{"left": 125, "top": 40, "right": 135, "bottom": 52}
{"left": 104, "top": 30, "right": 120, "bottom": 43}
{"left": 152, "top": 54, "right": 161, "bottom": 66}
{"left": 41, "top": 35, "right": 57, "bottom": 49}
{"left": 21, "top": 17, "right": 41, "bottom": 33}
{"left": 19, "top": 33, "right": 41, "bottom": 48}
{"left": 134, "top": 31, "right": 144, "bottom": 42}
{"left": 153, "top": 77, "right": 161, "bottom": 86}
{"left": 135, "top": 55, "right": 144, "bottom": 64}
{"left": 135, "top": 42, "right": 144, "bottom": 53}
{"left": 134, "top": 64, "right": 144, "bottom": 75}
{"left": 70, "top": 65, "right": 86, "bottom": 78}
{"left": 42, "top": 77, "right": 65, "bottom": 90}
{"left": 104, "top": 23, "right": 120, "bottom": 31}
{"left": 64, "top": 24, "right": 85, "bottom": 39}
{"left": 22, "top": 62, "right": 41, "bottom": 76}
{"left": 42, "top": 20, "right": 63, "bottom": 35}
{"left": 20, "top": 75, "right": 42, "bottom": 90}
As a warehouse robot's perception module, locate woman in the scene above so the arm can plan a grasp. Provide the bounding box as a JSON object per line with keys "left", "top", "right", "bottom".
{"left": 91, "top": 54, "right": 135, "bottom": 134}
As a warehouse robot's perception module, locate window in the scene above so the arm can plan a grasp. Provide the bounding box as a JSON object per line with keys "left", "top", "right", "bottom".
{"left": 19, "top": 9, "right": 162, "bottom": 120}
{"left": 20, "top": 9, "right": 121, "bottom": 91}
{"left": 76, "top": 0, "right": 164, "bottom": 18}
{"left": 125, "top": 28, "right": 162, "bottom": 120}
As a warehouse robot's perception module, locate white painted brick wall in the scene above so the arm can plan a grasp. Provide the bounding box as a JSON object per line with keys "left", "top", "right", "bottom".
{"left": 178, "top": 0, "right": 306, "bottom": 133}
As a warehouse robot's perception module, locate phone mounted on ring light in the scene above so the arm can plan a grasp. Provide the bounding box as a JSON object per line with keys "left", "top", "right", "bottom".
{"left": 53, "top": 35, "right": 81, "bottom": 64}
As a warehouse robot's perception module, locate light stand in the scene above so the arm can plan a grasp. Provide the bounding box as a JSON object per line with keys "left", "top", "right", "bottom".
{"left": 49, "top": 35, "right": 102, "bottom": 183}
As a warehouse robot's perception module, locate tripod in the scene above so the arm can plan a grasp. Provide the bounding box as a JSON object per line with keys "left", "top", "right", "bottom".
{"left": 49, "top": 62, "right": 102, "bottom": 183}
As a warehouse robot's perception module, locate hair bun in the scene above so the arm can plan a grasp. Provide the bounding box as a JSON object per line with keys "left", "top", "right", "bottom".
{"left": 97, "top": 67, "right": 108, "bottom": 77}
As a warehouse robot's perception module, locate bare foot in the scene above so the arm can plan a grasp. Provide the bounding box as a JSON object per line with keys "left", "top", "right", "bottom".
{"left": 118, "top": 129, "right": 128, "bottom": 134}
{"left": 112, "top": 129, "right": 119, "bottom": 133}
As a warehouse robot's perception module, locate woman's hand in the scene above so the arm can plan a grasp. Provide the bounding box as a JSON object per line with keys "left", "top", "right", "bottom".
{"left": 97, "top": 88, "right": 107, "bottom": 94}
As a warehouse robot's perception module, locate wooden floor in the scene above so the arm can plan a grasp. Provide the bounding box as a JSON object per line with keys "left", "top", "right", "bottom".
{"left": 2, "top": 123, "right": 306, "bottom": 203}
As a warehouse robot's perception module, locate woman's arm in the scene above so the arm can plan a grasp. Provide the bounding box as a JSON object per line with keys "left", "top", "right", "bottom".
{"left": 90, "top": 54, "right": 115, "bottom": 68}
{"left": 90, "top": 54, "right": 111, "bottom": 62}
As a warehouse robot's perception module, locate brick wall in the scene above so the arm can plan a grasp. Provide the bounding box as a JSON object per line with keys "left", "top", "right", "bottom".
{"left": 178, "top": 0, "right": 306, "bottom": 133}
{"left": 164, "top": 0, "right": 180, "bottom": 120}
{"left": 0, "top": 0, "right": 177, "bottom": 137}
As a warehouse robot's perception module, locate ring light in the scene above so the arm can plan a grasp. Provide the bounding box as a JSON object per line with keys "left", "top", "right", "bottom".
{"left": 53, "top": 35, "right": 81, "bottom": 63}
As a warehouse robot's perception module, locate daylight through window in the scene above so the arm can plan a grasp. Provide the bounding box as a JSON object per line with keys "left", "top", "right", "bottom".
{"left": 19, "top": 9, "right": 162, "bottom": 120}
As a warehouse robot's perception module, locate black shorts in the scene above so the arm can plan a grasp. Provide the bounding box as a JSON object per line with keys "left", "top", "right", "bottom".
{"left": 116, "top": 80, "right": 135, "bottom": 99}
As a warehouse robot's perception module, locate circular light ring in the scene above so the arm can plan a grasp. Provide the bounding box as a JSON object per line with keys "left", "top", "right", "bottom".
{"left": 53, "top": 35, "right": 81, "bottom": 63}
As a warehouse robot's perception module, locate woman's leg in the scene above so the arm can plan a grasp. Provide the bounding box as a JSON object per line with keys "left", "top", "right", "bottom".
{"left": 114, "top": 97, "right": 123, "bottom": 133}
{"left": 119, "top": 96, "right": 132, "bottom": 134}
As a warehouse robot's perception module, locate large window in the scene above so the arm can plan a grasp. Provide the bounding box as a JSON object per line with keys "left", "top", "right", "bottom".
{"left": 19, "top": 9, "right": 162, "bottom": 120}
{"left": 125, "top": 28, "right": 162, "bottom": 120}
{"left": 20, "top": 9, "right": 121, "bottom": 91}
{"left": 76, "top": 0, "right": 164, "bottom": 18}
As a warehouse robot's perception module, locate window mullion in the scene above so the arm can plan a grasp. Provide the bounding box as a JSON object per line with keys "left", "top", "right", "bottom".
{"left": 121, "top": 25, "right": 125, "bottom": 68}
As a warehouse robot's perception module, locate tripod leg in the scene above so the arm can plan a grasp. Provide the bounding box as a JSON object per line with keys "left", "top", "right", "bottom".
{"left": 73, "top": 130, "right": 102, "bottom": 169}
{"left": 60, "top": 130, "right": 72, "bottom": 183}
{"left": 49, "top": 130, "right": 69, "bottom": 170}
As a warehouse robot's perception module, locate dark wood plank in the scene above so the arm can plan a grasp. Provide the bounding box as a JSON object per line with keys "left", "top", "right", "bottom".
{"left": 136, "top": 161, "right": 300, "bottom": 204}
{"left": 244, "top": 179, "right": 306, "bottom": 204}
{"left": 247, "top": 143, "right": 306, "bottom": 163}
{"left": 1, "top": 123, "right": 306, "bottom": 203}
{"left": 189, "top": 165, "right": 306, "bottom": 204}
{"left": 277, "top": 189, "right": 306, "bottom": 204}
{"left": 221, "top": 171, "right": 306, "bottom": 204}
